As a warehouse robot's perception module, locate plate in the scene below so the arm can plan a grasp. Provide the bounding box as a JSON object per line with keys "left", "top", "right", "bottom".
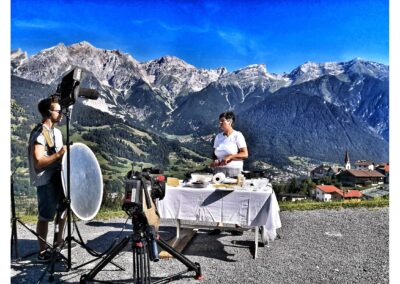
{"left": 187, "top": 181, "right": 209, "bottom": 188}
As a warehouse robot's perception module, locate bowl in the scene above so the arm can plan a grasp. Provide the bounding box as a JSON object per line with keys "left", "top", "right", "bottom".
{"left": 190, "top": 173, "right": 213, "bottom": 182}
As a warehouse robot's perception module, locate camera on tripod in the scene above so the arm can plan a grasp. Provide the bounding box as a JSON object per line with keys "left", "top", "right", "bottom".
{"left": 123, "top": 168, "right": 165, "bottom": 214}
{"left": 121, "top": 168, "right": 166, "bottom": 262}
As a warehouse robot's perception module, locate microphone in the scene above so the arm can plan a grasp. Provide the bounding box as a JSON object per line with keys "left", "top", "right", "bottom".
{"left": 78, "top": 88, "right": 100, "bottom": 100}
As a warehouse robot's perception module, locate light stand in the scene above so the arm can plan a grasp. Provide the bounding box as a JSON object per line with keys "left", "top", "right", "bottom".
{"left": 11, "top": 168, "right": 19, "bottom": 259}
{"left": 60, "top": 106, "right": 122, "bottom": 272}
{"left": 11, "top": 163, "right": 70, "bottom": 283}
{"left": 47, "top": 66, "right": 100, "bottom": 270}
{"left": 10, "top": 168, "right": 55, "bottom": 261}
{"left": 65, "top": 105, "right": 73, "bottom": 270}
{"left": 37, "top": 106, "right": 74, "bottom": 282}
{"left": 52, "top": 67, "right": 100, "bottom": 270}
{"left": 15, "top": 67, "right": 101, "bottom": 281}
{"left": 45, "top": 103, "right": 123, "bottom": 279}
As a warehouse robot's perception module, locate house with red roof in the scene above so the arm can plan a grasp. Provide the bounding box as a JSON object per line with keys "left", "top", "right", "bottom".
{"left": 316, "top": 185, "right": 362, "bottom": 202}
{"left": 375, "top": 163, "right": 389, "bottom": 184}
{"left": 336, "top": 169, "right": 385, "bottom": 187}
{"left": 341, "top": 189, "right": 363, "bottom": 200}
{"left": 316, "top": 185, "right": 342, "bottom": 201}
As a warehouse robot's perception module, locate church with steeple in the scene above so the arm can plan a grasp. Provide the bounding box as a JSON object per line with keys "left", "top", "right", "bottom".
{"left": 344, "top": 150, "right": 351, "bottom": 170}
{"left": 336, "top": 150, "right": 385, "bottom": 186}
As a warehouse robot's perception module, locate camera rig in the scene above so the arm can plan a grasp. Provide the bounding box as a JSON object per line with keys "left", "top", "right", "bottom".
{"left": 80, "top": 168, "right": 203, "bottom": 283}
{"left": 123, "top": 168, "right": 165, "bottom": 215}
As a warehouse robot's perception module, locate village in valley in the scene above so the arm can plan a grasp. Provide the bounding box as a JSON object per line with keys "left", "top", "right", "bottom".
{"left": 270, "top": 151, "right": 389, "bottom": 202}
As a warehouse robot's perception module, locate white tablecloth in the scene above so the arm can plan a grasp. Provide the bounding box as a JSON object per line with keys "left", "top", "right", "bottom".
{"left": 157, "top": 181, "right": 282, "bottom": 241}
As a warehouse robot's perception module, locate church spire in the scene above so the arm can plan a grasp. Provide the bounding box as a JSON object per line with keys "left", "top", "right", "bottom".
{"left": 344, "top": 150, "right": 351, "bottom": 170}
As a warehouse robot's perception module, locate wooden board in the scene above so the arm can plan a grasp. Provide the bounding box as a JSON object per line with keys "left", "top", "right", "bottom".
{"left": 159, "top": 228, "right": 198, "bottom": 259}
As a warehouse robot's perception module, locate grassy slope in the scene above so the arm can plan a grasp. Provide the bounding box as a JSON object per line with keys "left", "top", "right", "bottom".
{"left": 18, "top": 198, "right": 389, "bottom": 224}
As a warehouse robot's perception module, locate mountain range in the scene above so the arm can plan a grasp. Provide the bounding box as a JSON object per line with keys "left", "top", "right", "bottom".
{"left": 11, "top": 41, "right": 389, "bottom": 181}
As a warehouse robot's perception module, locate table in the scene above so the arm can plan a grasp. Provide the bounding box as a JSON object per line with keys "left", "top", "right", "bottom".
{"left": 157, "top": 179, "right": 282, "bottom": 258}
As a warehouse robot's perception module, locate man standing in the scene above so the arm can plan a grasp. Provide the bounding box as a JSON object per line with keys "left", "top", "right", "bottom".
{"left": 28, "top": 97, "right": 67, "bottom": 262}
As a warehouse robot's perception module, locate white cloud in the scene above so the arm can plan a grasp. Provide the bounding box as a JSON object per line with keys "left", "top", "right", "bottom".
{"left": 218, "top": 30, "right": 254, "bottom": 56}
{"left": 13, "top": 19, "right": 61, "bottom": 29}
{"left": 131, "top": 18, "right": 209, "bottom": 34}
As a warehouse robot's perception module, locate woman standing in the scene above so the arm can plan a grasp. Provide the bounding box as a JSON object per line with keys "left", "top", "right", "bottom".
{"left": 209, "top": 111, "right": 248, "bottom": 235}
{"left": 211, "top": 111, "right": 248, "bottom": 174}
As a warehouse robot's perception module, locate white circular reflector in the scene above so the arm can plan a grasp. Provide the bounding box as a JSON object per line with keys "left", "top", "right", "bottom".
{"left": 61, "top": 143, "right": 103, "bottom": 220}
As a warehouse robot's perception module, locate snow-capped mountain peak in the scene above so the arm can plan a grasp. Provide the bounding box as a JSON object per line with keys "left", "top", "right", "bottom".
{"left": 289, "top": 59, "right": 388, "bottom": 85}
{"left": 289, "top": 61, "right": 344, "bottom": 84}
{"left": 142, "top": 55, "right": 225, "bottom": 105}
{"left": 11, "top": 48, "right": 28, "bottom": 70}
{"left": 150, "top": 55, "right": 196, "bottom": 70}
{"left": 70, "top": 41, "right": 95, "bottom": 49}
{"left": 218, "top": 63, "right": 290, "bottom": 93}
{"left": 10, "top": 41, "right": 388, "bottom": 136}
{"left": 11, "top": 48, "right": 27, "bottom": 61}
{"left": 345, "top": 58, "right": 388, "bottom": 79}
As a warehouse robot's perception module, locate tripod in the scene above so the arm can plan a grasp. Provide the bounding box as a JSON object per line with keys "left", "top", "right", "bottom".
{"left": 80, "top": 206, "right": 203, "bottom": 283}
{"left": 11, "top": 167, "right": 22, "bottom": 259}
{"left": 10, "top": 167, "right": 51, "bottom": 260}
{"left": 11, "top": 166, "right": 60, "bottom": 261}
{"left": 37, "top": 207, "right": 70, "bottom": 283}
{"left": 80, "top": 177, "right": 203, "bottom": 283}
{"left": 10, "top": 167, "right": 70, "bottom": 282}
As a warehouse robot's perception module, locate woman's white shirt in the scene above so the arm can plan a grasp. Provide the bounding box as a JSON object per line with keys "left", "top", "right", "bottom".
{"left": 213, "top": 130, "right": 247, "bottom": 169}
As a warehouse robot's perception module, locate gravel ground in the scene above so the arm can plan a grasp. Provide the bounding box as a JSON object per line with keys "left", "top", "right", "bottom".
{"left": 11, "top": 207, "right": 389, "bottom": 283}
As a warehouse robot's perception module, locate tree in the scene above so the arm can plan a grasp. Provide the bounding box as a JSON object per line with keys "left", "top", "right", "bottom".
{"left": 288, "top": 178, "right": 297, "bottom": 193}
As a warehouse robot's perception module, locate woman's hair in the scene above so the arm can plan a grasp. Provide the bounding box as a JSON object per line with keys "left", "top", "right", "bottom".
{"left": 219, "top": 111, "right": 235, "bottom": 125}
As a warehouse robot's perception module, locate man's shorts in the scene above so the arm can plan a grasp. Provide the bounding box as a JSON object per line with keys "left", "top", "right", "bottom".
{"left": 37, "top": 181, "right": 66, "bottom": 222}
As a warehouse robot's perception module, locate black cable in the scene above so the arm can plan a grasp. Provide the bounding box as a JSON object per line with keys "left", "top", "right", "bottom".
{"left": 71, "top": 217, "right": 130, "bottom": 258}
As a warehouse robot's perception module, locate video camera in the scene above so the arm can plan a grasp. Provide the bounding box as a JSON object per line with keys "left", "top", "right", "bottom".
{"left": 122, "top": 168, "right": 166, "bottom": 262}
{"left": 123, "top": 168, "right": 165, "bottom": 211}
{"left": 51, "top": 67, "right": 100, "bottom": 109}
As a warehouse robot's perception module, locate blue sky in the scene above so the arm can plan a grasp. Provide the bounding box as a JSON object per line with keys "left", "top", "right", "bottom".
{"left": 11, "top": 0, "right": 388, "bottom": 73}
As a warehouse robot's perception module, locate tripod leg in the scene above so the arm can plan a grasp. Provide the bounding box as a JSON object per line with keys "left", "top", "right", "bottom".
{"left": 15, "top": 219, "right": 54, "bottom": 259}
{"left": 69, "top": 221, "right": 125, "bottom": 271}
{"left": 11, "top": 175, "right": 20, "bottom": 259}
{"left": 142, "top": 246, "right": 146, "bottom": 284}
{"left": 142, "top": 246, "right": 147, "bottom": 284}
{"left": 139, "top": 245, "right": 144, "bottom": 284}
{"left": 135, "top": 245, "right": 140, "bottom": 283}
{"left": 46, "top": 209, "right": 65, "bottom": 282}
{"left": 156, "top": 238, "right": 203, "bottom": 280}
{"left": 133, "top": 241, "right": 151, "bottom": 284}
{"left": 133, "top": 243, "right": 137, "bottom": 281}
{"left": 144, "top": 243, "right": 151, "bottom": 284}
{"left": 146, "top": 245, "right": 151, "bottom": 284}
{"left": 143, "top": 243, "right": 151, "bottom": 284}
{"left": 80, "top": 235, "right": 130, "bottom": 283}
{"left": 11, "top": 217, "right": 19, "bottom": 259}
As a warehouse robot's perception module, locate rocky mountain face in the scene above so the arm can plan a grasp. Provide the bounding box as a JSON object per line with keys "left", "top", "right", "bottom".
{"left": 11, "top": 48, "right": 28, "bottom": 70}
{"left": 272, "top": 72, "right": 389, "bottom": 141}
{"left": 142, "top": 56, "right": 227, "bottom": 109}
{"left": 11, "top": 42, "right": 389, "bottom": 170}
{"left": 11, "top": 42, "right": 224, "bottom": 111}
{"left": 237, "top": 92, "right": 387, "bottom": 166}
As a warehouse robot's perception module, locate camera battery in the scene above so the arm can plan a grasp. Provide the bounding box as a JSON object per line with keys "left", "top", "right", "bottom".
{"left": 124, "top": 179, "right": 151, "bottom": 204}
